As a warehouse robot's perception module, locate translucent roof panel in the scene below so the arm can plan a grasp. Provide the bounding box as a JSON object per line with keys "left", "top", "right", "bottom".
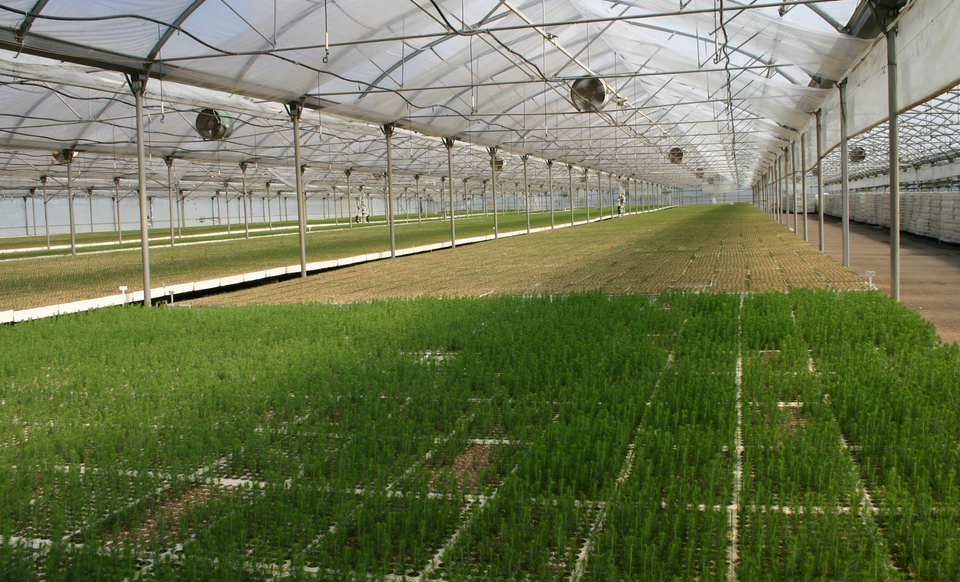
{"left": 821, "top": 86, "right": 960, "bottom": 185}
{"left": 0, "top": 0, "right": 875, "bottom": 189}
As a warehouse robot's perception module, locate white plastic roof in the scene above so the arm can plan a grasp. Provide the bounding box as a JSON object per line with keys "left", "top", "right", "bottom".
{"left": 0, "top": 0, "right": 884, "bottom": 195}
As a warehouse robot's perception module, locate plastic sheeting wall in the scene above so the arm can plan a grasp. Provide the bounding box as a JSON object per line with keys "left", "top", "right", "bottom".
{"left": 790, "top": 0, "right": 960, "bottom": 173}
{"left": 822, "top": 191, "right": 960, "bottom": 243}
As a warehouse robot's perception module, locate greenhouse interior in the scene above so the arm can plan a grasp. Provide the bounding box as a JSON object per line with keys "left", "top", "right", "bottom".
{"left": 3, "top": 0, "right": 960, "bottom": 580}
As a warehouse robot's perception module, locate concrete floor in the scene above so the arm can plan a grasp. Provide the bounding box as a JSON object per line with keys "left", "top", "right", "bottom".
{"left": 784, "top": 212, "right": 960, "bottom": 345}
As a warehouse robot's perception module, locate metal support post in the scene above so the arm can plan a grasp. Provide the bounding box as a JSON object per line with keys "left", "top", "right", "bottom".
{"left": 130, "top": 74, "right": 151, "bottom": 305}
{"left": 840, "top": 80, "right": 850, "bottom": 267}
{"left": 88, "top": 188, "right": 95, "bottom": 234}
{"left": 225, "top": 185, "right": 232, "bottom": 234}
{"left": 776, "top": 155, "right": 783, "bottom": 224}
{"left": 289, "top": 101, "right": 308, "bottom": 277}
{"left": 67, "top": 154, "right": 76, "bottom": 255}
{"left": 443, "top": 137, "right": 456, "bottom": 248}
{"left": 816, "top": 110, "right": 825, "bottom": 251}
{"left": 597, "top": 170, "right": 603, "bottom": 218}
{"left": 165, "top": 156, "right": 176, "bottom": 245}
{"left": 266, "top": 181, "right": 273, "bottom": 229}
{"left": 30, "top": 191, "right": 37, "bottom": 236}
{"left": 608, "top": 173, "right": 614, "bottom": 216}
{"left": 522, "top": 155, "right": 531, "bottom": 234}
{"left": 584, "top": 169, "right": 590, "bottom": 221}
{"left": 488, "top": 147, "right": 499, "bottom": 238}
{"left": 114, "top": 177, "right": 122, "bottom": 243}
{"left": 345, "top": 170, "right": 353, "bottom": 228}
{"left": 482, "top": 180, "right": 487, "bottom": 217}
{"left": 547, "top": 160, "right": 554, "bottom": 228}
{"left": 41, "top": 176, "right": 51, "bottom": 249}
{"left": 240, "top": 162, "right": 250, "bottom": 239}
{"left": 414, "top": 174, "right": 421, "bottom": 223}
{"left": 385, "top": 124, "right": 397, "bottom": 257}
{"left": 801, "top": 132, "right": 808, "bottom": 241}
{"left": 887, "top": 25, "right": 901, "bottom": 301}
{"left": 791, "top": 142, "right": 798, "bottom": 234}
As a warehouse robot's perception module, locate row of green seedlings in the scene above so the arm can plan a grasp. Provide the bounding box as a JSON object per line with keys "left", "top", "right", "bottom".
{"left": 0, "top": 326, "right": 474, "bottom": 578}
{"left": 170, "top": 294, "right": 679, "bottom": 581}
{"left": 1, "top": 293, "right": 684, "bottom": 580}
{"left": 792, "top": 289, "right": 960, "bottom": 581}
{"left": 583, "top": 293, "right": 742, "bottom": 582}
{"left": 0, "top": 383, "right": 462, "bottom": 579}
{"left": 295, "top": 364, "right": 672, "bottom": 582}
{"left": 736, "top": 291, "right": 898, "bottom": 581}
{"left": 129, "top": 389, "right": 659, "bottom": 581}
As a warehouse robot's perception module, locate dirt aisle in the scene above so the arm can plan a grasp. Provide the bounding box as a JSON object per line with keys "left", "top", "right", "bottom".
{"left": 796, "top": 212, "right": 960, "bottom": 345}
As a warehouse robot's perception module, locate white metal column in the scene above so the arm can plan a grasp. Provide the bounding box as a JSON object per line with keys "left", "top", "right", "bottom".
{"left": 887, "top": 26, "right": 901, "bottom": 301}
{"left": 444, "top": 137, "right": 456, "bottom": 248}
{"left": 385, "top": 124, "right": 397, "bottom": 257}
{"left": 488, "top": 147, "right": 499, "bottom": 239}
{"left": 840, "top": 80, "right": 850, "bottom": 267}
{"left": 165, "top": 156, "right": 176, "bottom": 245}
{"left": 289, "top": 101, "right": 308, "bottom": 277}
{"left": 130, "top": 75, "right": 151, "bottom": 306}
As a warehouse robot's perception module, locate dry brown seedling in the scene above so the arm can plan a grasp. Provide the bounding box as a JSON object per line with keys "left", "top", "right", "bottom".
{"left": 430, "top": 443, "right": 495, "bottom": 491}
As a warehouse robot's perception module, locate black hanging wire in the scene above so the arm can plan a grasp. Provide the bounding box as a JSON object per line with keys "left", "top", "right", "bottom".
{"left": 716, "top": 0, "right": 741, "bottom": 185}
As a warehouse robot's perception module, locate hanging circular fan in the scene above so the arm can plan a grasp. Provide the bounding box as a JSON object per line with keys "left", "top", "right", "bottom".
{"left": 52, "top": 149, "right": 77, "bottom": 164}
{"left": 570, "top": 76, "right": 611, "bottom": 112}
{"left": 195, "top": 109, "right": 236, "bottom": 140}
{"left": 668, "top": 147, "right": 684, "bottom": 165}
{"left": 849, "top": 146, "right": 867, "bottom": 163}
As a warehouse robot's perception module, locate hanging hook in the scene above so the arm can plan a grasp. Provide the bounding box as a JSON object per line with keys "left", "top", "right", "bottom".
{"left": 322, "top": 0, "right": 330, "bottom": 64}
